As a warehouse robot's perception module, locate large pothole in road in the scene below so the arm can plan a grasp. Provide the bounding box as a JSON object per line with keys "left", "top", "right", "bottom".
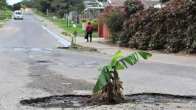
{"left": 20, "top": 93, "right": 196, "bottom": 109}
{"left": 20, "top": 95, "right": 91, "bottom": 108}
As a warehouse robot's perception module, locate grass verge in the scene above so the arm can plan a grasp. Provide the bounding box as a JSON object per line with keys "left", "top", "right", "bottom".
{"left": 35, "top": 10, "right": 98, "bottom": 38}
{"left": 0, "top": 9, "right": 12, "bottom": 27}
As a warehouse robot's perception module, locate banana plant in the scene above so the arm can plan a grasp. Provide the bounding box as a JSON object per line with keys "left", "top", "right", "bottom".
{"left": 93, "top": 51, "right": 152, "bottom": 103}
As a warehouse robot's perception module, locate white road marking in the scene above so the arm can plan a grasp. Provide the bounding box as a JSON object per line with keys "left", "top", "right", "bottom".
{"left": 42, "top": 25, "right": 71, "bottom": 47}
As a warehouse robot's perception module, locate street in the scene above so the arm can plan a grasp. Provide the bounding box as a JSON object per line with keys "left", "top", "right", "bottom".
{"left": 0, "top": 14, "right": 196, "bottom": 110}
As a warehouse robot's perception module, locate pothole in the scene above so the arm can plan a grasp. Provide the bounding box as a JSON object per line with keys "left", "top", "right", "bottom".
{"left": 20, "top": 95, "right": 91, "bottom": 108}
{"left": 20, "top": 93, "right": 196, "bottom": 109}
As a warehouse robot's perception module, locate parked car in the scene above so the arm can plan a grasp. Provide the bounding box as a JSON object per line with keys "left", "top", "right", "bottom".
{"left": 13, "top": 10, "right": 23, "bottom": 20}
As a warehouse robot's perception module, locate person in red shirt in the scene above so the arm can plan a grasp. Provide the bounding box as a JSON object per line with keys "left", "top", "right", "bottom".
{"left": 85, "top": 22, "right": 94, "bottom": 42}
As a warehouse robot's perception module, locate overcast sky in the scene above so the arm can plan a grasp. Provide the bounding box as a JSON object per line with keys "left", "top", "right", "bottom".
{"left": 6, "top": 0, "right": 22, "bottom": 5}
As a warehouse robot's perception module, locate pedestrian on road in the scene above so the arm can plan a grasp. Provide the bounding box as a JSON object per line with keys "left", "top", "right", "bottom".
{"left": 85, "top": 22, "right": 94, "bottom": 42}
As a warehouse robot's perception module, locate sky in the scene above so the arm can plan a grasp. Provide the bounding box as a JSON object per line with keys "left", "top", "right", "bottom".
{"left": 6, "top": 0, "right": 23, "bottom": 5}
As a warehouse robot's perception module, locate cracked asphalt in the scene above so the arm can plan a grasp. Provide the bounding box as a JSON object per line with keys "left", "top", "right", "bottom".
{"left": 0, "top": 13, "right": 196, "bottom": 110}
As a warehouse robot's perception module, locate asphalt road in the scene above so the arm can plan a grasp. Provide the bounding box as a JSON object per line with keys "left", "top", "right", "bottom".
{"left": 0, "top": 14, "right": 196, "bottom": 110}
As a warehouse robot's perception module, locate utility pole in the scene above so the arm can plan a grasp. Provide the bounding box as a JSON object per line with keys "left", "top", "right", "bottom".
{"left": 46, "top": 9, "right": 49, "bottom": 16}
{"left": 66, "top": 13, "right": 69, "bottom": 28}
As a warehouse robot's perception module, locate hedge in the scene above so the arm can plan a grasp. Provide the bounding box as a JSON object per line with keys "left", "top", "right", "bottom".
{"left": 119, "top": 0, "right": 196, "bottom": 53}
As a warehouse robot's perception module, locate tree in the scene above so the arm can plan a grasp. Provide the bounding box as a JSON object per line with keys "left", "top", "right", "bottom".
{"left": 0, "top": 0, "right": 7, "bottom": 9}
{"left": 13, "top": 2, "right": 22, "bottom": 10}
{"left": 93, "top": 51, "right": 152, "bottom": 103}
{"left": 20, "top": 0, "right": 34, "bottom": 8}
{"left": 30, "top": 0, "right": 84, "bottom": 17}
{"left": 50, "top": 0, "right": 69, "bottom": 17}
{"left": 0, "top": 0, "right": 11, "bottom": 20}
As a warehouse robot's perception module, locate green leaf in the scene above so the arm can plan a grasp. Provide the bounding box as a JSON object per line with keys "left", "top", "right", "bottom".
{"left": 137, "top": 51, "right": 152, "bottom": 59}
{"left": 123, "top": 55, "right": 134, "bottom": 65}
{"left": 116, "top": 61, "right": 125, "bottom": 70}
{"left": 118, "top": 51, "right": 152, "bottom": 70}
{"left": 93, "top": 66, "right": 111, "bottom": 93}
{"left": 111, "top": 51, "right": 124, "bottom": 66}
{"left": 120, "top": 60, "right": 128, "bottom": 68}
{"left": 107, "top": 65, "right": 113, "bottom": 72}
{"left": 93, "top": 51, "right": 152, "bottom": 94}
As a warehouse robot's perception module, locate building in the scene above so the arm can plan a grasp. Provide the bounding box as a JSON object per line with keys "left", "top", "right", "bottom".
{"left": 81, "top": 0, "right": 104, "bottom": 20}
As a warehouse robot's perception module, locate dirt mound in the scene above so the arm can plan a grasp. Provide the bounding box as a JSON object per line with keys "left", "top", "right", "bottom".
{"left": 121, "top": 0, "right": 196, "bottom": 53}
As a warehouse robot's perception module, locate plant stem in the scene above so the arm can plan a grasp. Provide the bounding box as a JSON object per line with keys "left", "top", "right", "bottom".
{"left": 105, "top": 69, "right": 124, "bottom": 103}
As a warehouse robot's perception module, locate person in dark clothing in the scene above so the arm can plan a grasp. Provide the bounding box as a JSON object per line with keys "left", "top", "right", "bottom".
{"left": 85, "top": 22, "right": 94, "bottom": 42}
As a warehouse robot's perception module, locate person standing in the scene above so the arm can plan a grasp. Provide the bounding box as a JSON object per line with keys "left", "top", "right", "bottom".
{"left": 85, "top": 22, "right": 94, "bottom": 42}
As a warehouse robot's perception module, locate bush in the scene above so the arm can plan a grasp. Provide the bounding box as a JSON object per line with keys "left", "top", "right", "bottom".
{"left": 106, "top": 11, "right": 125, "bottom": 33}
{"left": 81, "top": 19, "right": 87, "bottom": 23}
{"left": 91, "top": 19, "right": 98, "bottom": 32}
{"left": 0, "top": 10, "right": 12, "bottom": 20}
{"left": 106, "top": 11, "right": 125, "bottom": 43}
{"left": 120, "top": 0, "right": 196, "bottom": 53}
{"left": 124, "top": 0, "right": 144, "bottom": 17}
{"left": 97, "top": 0, "right": 144, "bottom": 44}
{"left": 117, "top": 0, "right": 145, "bottom": 46}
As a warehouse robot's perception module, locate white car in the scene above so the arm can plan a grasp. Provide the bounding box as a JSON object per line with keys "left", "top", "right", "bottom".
{"left": 13, "top": 10, "right": 23, "bottom": 20}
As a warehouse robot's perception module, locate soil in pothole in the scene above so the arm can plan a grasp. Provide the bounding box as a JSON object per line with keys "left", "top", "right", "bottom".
{"left": 20, "top": 93, "right": 196, "bottom": 109}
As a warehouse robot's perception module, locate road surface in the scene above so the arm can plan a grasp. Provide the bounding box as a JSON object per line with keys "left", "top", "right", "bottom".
{"left": 0, "top": 14, "right": 196, "bottom": 110}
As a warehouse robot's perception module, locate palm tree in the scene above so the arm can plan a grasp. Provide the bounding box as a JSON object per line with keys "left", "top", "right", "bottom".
{"left": 92, "top": 51, "right": 152, "bottom": 103}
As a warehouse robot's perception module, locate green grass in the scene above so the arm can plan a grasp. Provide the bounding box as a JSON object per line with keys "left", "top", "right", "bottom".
{"left": 35, "top": 10, "right": 98, "bottom": 37}
{"left": 0, "top": 9, "right": 12, "bottom": 27}
{"left": 35, "top": 10, "right": 84, "bottom": 36}
{"left": 51, "top": 17, "right": 99, "bottom": 38}
{"left": 0, "top": 9, "right": 12, "bottom": 20}
{"left": 51, "top": 18, "right": 85, "bottom": 36}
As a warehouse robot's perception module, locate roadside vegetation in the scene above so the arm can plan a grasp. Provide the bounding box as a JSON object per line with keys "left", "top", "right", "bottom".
{"left": 35, "top": 10, "right": 84, "bottom": 36}
{"left": 36, "top": 10, "right": 99, "bottom": 38}
{"left": 123, "top": 0, "right": 196, "bottom": 53}
{"left": 100, "top": 0, "right": 196, "bottom": 53}
{"left": 0, "top": 0, "right": 12, "bottom": 27}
